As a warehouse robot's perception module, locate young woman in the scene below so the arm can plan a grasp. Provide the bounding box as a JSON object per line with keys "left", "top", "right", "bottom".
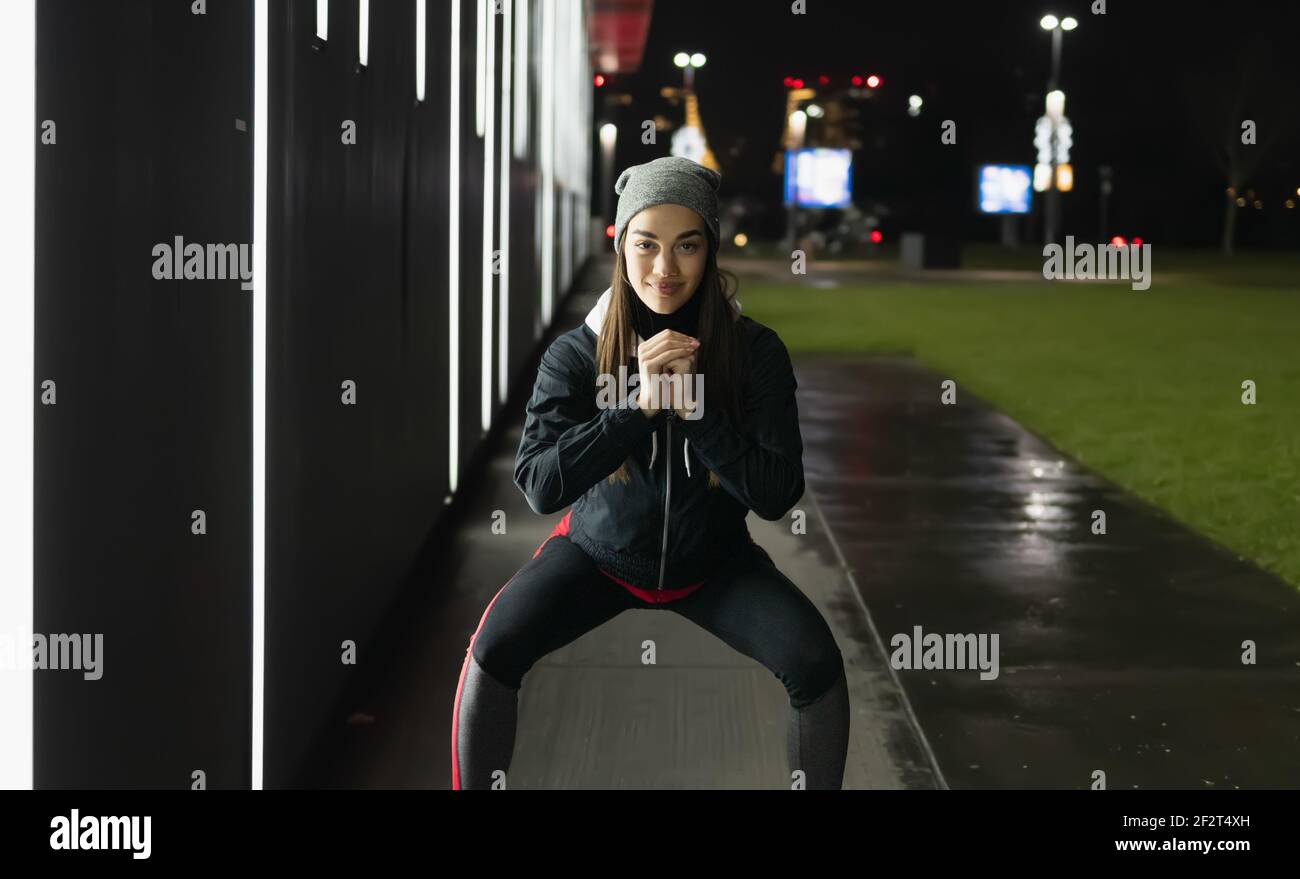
{"left": 451, "top": 156, "right": 850, "bottom": 789}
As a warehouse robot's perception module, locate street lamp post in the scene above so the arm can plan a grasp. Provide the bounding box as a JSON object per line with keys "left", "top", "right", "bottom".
{"left": 1098, "top": 164, "right": 1112, "bottom": 242}
{"left": 673, "top": 51, "right": 706, "bottom": 90}
{"left": 670, "top": 52, "right": 717, "bottom": 168}
{"left": 1047, "top": 20, "right": 1062, "bottom": 88}
{"left": 1039, "top": 14, "right": 1076, "bottom": 244}
{"left": 783, "top": 109, "right": 809, "bottom": 252}
{"left": 600, "top": 123, "right": 617, "bottom": 235}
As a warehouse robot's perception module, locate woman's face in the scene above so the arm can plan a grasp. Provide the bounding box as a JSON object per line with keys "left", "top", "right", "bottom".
{"left": 622, "top": 203, "right": 708, "bottom": 315}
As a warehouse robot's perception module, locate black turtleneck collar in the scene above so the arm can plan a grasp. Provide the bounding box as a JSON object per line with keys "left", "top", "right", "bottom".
{"left": 630, "top": 286, "right": 703, "bottom": 339}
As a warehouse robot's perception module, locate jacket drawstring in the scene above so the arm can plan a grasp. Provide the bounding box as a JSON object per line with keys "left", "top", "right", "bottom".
{"left": 649, "top": 429, "right": 692, "bottom": 477}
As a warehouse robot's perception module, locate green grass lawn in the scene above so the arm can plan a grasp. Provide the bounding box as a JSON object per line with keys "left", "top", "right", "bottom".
{"left": 737, "top": 260, "right": 1300, "bottom": 587}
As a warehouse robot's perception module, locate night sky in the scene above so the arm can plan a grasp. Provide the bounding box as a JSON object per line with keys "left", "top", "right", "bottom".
{"left": 600, "top": 0, "right": 1300, "bottom": 247}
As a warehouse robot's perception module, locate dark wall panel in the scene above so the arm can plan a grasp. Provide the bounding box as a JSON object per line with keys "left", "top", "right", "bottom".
{"left": 33, "top": 0, "right": 589, "bottom": 789}
{"left": 506, "top": 0, "right": 543, "bottom": 387}
{"left": 267, "top": 0, "right": 438, "bottom": 786}
{"left": 267, "top": 0, "right": 568, "bottom": 786}
{"left": 35, "top": 0, "right": 253, "bottom": 789}
{"left": 456, "top": 0, "right": 486, "bottom": 478}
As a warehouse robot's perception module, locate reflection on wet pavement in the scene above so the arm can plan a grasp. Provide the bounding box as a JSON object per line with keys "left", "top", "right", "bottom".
{"left": 797, "top": 355, "right": 1300, "bottom": 789}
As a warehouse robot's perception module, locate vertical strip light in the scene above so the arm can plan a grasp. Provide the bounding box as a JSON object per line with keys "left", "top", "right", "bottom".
{"left": 579, "top": 7, "right": 592, "bottom": 265}
{"left": 561, "top": 189, "right": 572, "bottom": 294}
{"left": 0, "top": 0, "right": 34, "bottom": 790}
{"left": 527, "top": 0, "right": 539, "bottom": 341}
{"left": 474, "top": 0, "right": 486, "bottom": 137}
{"left": 479, "top": 0, "right": 496, "bottom": 433}
{"left": 497, "top": 0, "right": 512, "bottom": 404}
{"left": 315, "top": 0, "right": 328, "bottom": 40}
{"left": 512, "top": 0, "right": 528, "bottom": 160}
{"left": 558, "top": 0, "right": 571, "bottom": 291}
{"left": 251, "top": 0, "right": 268, "bottom": 790}
{"left": 555, "top": 1, "right": 567, "bottom": 294}
{"left": 448, "top": 0, "right": 461, "bottom": 494}
{"left": 539, "top": 0, "right": 555, "bottom": 326}
{"left": 358, "top": 0, "right": 369, "bottom": 67}
{"left": 415, "top": 0, "right": 426, "bottom": 102}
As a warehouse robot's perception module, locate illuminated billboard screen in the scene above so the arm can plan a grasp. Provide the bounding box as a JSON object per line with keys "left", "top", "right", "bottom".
{"left": 783, "top": 148, "right": 853, "bottom": 208}
{"left": 978, "top": 164, "right": 1033, "bottom": 214}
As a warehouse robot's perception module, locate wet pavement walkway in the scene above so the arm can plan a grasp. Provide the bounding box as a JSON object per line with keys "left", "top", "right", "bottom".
{"left": 797, "top": 356, "right": 1300, "bottom": 789}
{"left": 300, "top": 263, "right": 1300, "bottom": 790}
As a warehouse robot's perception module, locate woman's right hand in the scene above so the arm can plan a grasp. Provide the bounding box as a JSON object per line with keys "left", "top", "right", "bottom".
{"left": 635, "top": 329, "right": 700, "bottom": 416}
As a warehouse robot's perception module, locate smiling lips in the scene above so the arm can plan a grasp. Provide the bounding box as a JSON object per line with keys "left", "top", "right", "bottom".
{"left": 653, "top": 281, "right": 682, "bottom": 295}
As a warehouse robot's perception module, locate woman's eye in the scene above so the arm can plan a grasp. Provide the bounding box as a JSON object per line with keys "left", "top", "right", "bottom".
{"left": 679, "top": 242, "right": 697, "bottom": 253}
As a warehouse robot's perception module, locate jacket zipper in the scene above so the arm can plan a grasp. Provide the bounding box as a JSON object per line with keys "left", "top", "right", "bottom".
{"left": 656, "top": 414, "right": 674, "bottom": 590}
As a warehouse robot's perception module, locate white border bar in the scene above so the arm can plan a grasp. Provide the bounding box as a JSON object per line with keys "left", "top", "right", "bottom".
{"left": 0, "top": 0, "right": 35, "bottom": 791}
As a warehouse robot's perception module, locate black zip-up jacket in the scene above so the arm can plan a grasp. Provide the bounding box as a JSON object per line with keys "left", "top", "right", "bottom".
{"left": 513, "top": 288, "right": 805, "bottom": 592}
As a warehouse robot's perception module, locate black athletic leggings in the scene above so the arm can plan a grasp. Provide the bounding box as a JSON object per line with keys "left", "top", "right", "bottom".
{"left": 451, "top": 526, "right": 851, "bottom": 789}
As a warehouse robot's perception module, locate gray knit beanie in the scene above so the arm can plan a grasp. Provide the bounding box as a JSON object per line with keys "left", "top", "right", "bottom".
{"left": 613, "top": 156, "right": 721, "bottom": 251}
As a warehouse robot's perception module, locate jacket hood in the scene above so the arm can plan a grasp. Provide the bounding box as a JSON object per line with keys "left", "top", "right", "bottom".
{"left": 584, "top": 286, "right": 742, "bottom": 338}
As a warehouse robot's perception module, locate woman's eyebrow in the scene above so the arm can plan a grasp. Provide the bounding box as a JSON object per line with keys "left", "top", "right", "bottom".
{"left": 630, "top": 229, "right": 704, "bottom": 240}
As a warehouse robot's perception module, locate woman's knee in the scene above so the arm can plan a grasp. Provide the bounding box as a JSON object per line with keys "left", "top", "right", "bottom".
{"left": 466, "top": 582, "right": 545, "bottom": 690}
{"left": 717, "top": 558, "right": 846, "bottom": 707}
{"left": 783, "top": 636, "right": 845, "bottom": 709}
{"left": 469, "top": 602, "right": 548, "bottom": 691}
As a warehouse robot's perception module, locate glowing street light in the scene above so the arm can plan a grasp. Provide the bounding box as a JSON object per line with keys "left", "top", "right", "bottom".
{"left": 674, "top": 50, "right": 706, "bottom": 89}
{"left": 599, "top": 122, "right": 617, "bottom": 149}
{"left": 599, "top": 123, "right": 618, "bottom": 238}
{"left": 1039, "top": 14, "right": 1076, "bottom": 89}
{"left": 1038, "top": 14, "right": 1077, "bottom": 244}
{"left": 788, "top": 110, "right": 807, "bottom": 148}
{"left": 1055, "top": 163, "right": 1074, "bottom": 192}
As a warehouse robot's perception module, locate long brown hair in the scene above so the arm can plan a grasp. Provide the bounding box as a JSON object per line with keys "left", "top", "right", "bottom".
{"left": 597, "top": 242, "right": 744, "bottom": 485}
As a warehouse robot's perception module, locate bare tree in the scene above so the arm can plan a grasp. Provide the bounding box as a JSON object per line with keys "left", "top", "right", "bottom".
{"left": 1184, "top": 37, "right": 1298, "bottom": 254}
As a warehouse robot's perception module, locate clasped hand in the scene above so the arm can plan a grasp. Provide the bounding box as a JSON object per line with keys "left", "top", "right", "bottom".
{"left": 635, "top": 329, "right": 700, "bottom": 419}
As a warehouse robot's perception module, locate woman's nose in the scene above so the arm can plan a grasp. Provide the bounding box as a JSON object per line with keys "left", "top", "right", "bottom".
{"left": 655, "top": 251, "right": 678, "bottom": 276}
